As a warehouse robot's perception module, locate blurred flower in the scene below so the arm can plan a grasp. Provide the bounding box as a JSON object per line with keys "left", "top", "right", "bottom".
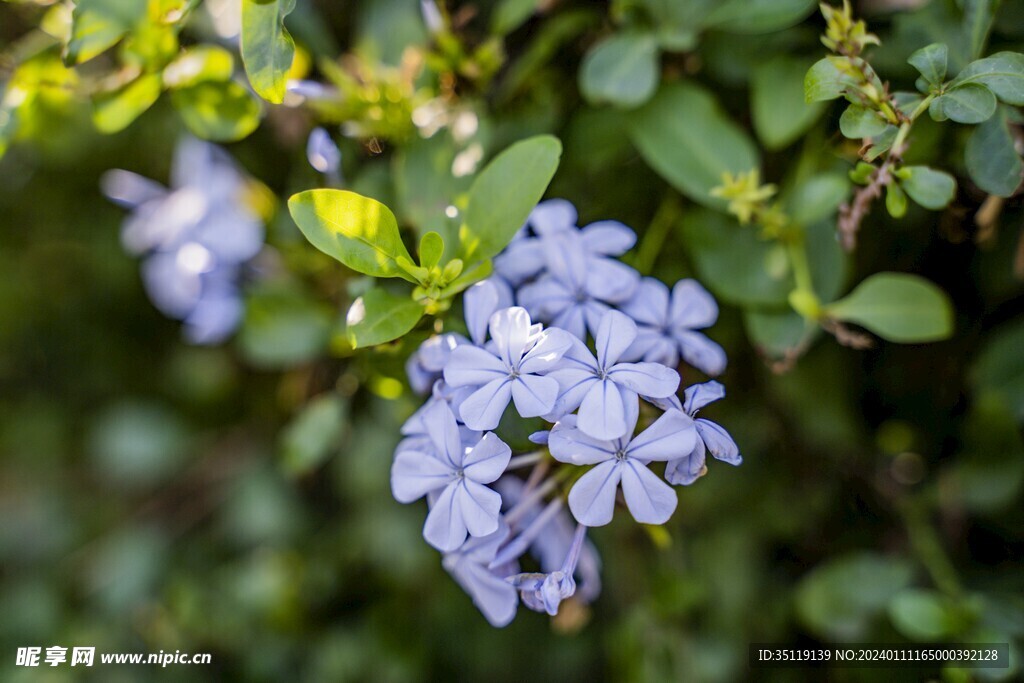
{"left": 101, "top": 136, "right": 264, "bottom": 344}
{"left": 391, "top": 402, "right": 511, "bottom": 551}
{"left": 550, "top": 401, "right": 696, "bottom": 526}
{"left": 665, "top": 381, "right": 742, "bottom": 486}
{"left": 306, "top": 127, "right": 342, "bottom": 179}
{"left": 620, "top": 277, "right": 727, "bottom": 376}
{"left": 546, "top": 310, "right": 679, "bottom": 440}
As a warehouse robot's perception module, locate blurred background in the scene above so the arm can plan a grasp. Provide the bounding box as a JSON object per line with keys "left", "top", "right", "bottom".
{"left": 1, "top": 0, "right": 1023, "bottom": 681}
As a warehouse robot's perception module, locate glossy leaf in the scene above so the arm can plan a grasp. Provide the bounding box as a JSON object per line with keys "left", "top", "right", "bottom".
{"left": 92, "top": 74, "right": 162, "bottom": 133}
{"left": 64, "top": 0, "right": 147, "bottom": 65}
{"left": 965, "top": 108, "right": 1023, "bottom": 197}
{"left": 839, "top": 104, "right": 890, "bottom": 139}
{"left": 345, "top": 288, "right": 424, "bottom": 348}
{"left": 804, "top": 57, "right": 859, "bottom": 103}
{"left": 826, "top": 273, "right": 954, "bottom": 343}
{"left": 579, "top": 32, "right": 660, "bottom": 108}
{"left": 899, "top": 166, "right": 956, "bottom": 210}
{"left": 240, "top": 0, "right": 297, "bottom": 104}
{"left": 885, "top": 182, "right": 908, "bottom": 218}
{"left": 163, "top": 46, "right": 235, "bottom": 90}
{"left": 907, "top": 43, "right": 948, "bottom": 87}
{"left": 288, "top": 190, "right": 419, "bottom": 282}
{"left": 629, "top": 81, "right": 759, "bottom": 209}
{"left": 418, "top": 231, "right": 444, "bottom": 270}
{"left": 949, "top": 52, "right": 1024, "bottom": 106}
{"left": 459, "top": 135, "right": 562, "bottom": 263}
{"left": 929, "top": 83, "right": 997, "bottom": 123}
{"left": 171, "top": 81, "right": 262, "bottom": 142}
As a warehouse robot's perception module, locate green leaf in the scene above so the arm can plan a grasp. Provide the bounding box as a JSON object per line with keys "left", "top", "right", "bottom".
{"left": 704, "top": 0, "right": 816, "bottom": 34}
{"left": 578, "top": 32, "right": 660, "bottom": 109}
{"left": 491, "top": 0, "right": 541, "bottom": 36}
{"left": 889, "top": 589, "right": 960, "bottom": 641}
{"left": 171, "top": 81, "right": 262, "bottom": 142}
{"left": 240, "top": 0, "right": 296, "bottom": 104}
{"left": 863, "top": 125, "right": 898, "bottom": 162}
{"left": 92, "top": 74, "right": 162, "bottom": 133}
{"left": 162, "top": 46, "right": 235, "bottom": 90}
{"left": 899, "top": 166, "right": 957, "bottom": 210}
{"left": 966, "top": 108, "right": 1023, "bottom": 197}
{"left": 839, "top": 104, "right": 890, "bottom": 139}
{"left": 826, "top": 273, "right": 954, "bottom": 343}
{"left": 64, "top": 0, "right": 147, "bottom": 65}
{"left": 785, "top": 173, "right": 850, "bottom": 226}
{"left": 886, "top": 182, "right": 908, "bottom": 218}
{"left": 950, "top": 395, "right": 1024, "bottom": 510}
{"left": 908, "top": 43, "right": 948, "bottom": 87}
{"left": 418, "top": 231, "right": 444, "bottom": 270}
{"left": 280, "top": 394, "right": 347, "bottom": 477}
{"left": 972, "top": 319, "right": 1024, "bottom": 421}
{"left": 345, "top": 288, "right": 424, "bottom": 348}
{"left": 949, "top": 52, "right": 1024, "bottom": 106}
{"left": 964, "top": 0, "right": 999, "bottom": 60}
{"left": 804, "top": 57, "right": 859, "bottom": 103}
{"left": 929, "top": 83, "right": 997, "bottom": 123}
{"left": 795, "top": 552, "right": 914, "bottom": 641}
{"left": 238, "top": 286, "right": 333, "bottom": 368}
{"left": 751, "top": 56, "right": 826, "bottom": 150}
{"left": 743, "top": 308, "right": 817, "bottom": 360}
{"left": 678, "top": 208, "right": 790, "bottom": 306}
{"left": 459, "top": 135, "right": 562, "bottom": 263}
{"left": 628, "top": 81, "right": 759, "bottom": 209}
{"left": 288, "top": 189, "right": 419, "bottom": 282}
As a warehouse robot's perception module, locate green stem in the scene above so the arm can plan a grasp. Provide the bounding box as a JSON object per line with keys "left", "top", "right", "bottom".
{"left": 632, "top": 194, "right": 681, "bottom": 275}
{"left": 899, "top": 498, "right": 963, "bottom": 598}
{"left": 892, "top": 94, "right": 935, "bottom": 156}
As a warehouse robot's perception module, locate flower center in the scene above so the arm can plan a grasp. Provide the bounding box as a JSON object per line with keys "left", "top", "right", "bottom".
{"left": 614, "top": 449, "right": 628, "bottom": 462}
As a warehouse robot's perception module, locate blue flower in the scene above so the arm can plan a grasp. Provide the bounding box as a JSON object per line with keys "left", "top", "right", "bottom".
{"left": 493, "top": 199, "right": 637, "bottom": 288}
{"left": 306, "top": 127, "right": 342, "bottom": 182}
{"left": 101, "top": 136, "right": 264, "bottom": 345}
{"left": 391, "top": 402, "right": 511, "bottom": 551}
{"left": 547, "top": 310, "right": 680, "bottom": 440}
{"left": 518, "top": 231, "right": 639, "bottom": 340}
{"left": 443, "top": 307, "right": 573, "bottom": 430}
{"left": 550, "top": 400, "right": 697, "bottom": 526}
{"left": 441, "top": 522, "right": 519, "bottom": 627}
{"left": 620, "top": 277, "right": 727, "bottom": 376}
{"left": 664, "top": 381, "right": 742, "bottom": 486}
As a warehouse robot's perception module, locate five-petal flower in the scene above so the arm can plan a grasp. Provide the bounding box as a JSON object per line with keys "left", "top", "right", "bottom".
{"left": 391, "top": 402, "right": 512, "bottom": 551}
{"left": 549, "top": 401, "right": 697, "bottom": 526}
{"left": 547, "top": 310, "right": 680, "bottom": 440}
{"left": 443, "top": 307, "right": 573, "bottom": 430}
{"left": 620, "top": 277, "right": 727, "bottom": 376}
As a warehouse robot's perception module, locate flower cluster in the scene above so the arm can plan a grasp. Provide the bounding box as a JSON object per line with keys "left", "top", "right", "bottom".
{"left": 393, "top": 200, "right": 742, "bottom": 626}
{"left": 102, "top": 137, "right": 264, "bottom": 344}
